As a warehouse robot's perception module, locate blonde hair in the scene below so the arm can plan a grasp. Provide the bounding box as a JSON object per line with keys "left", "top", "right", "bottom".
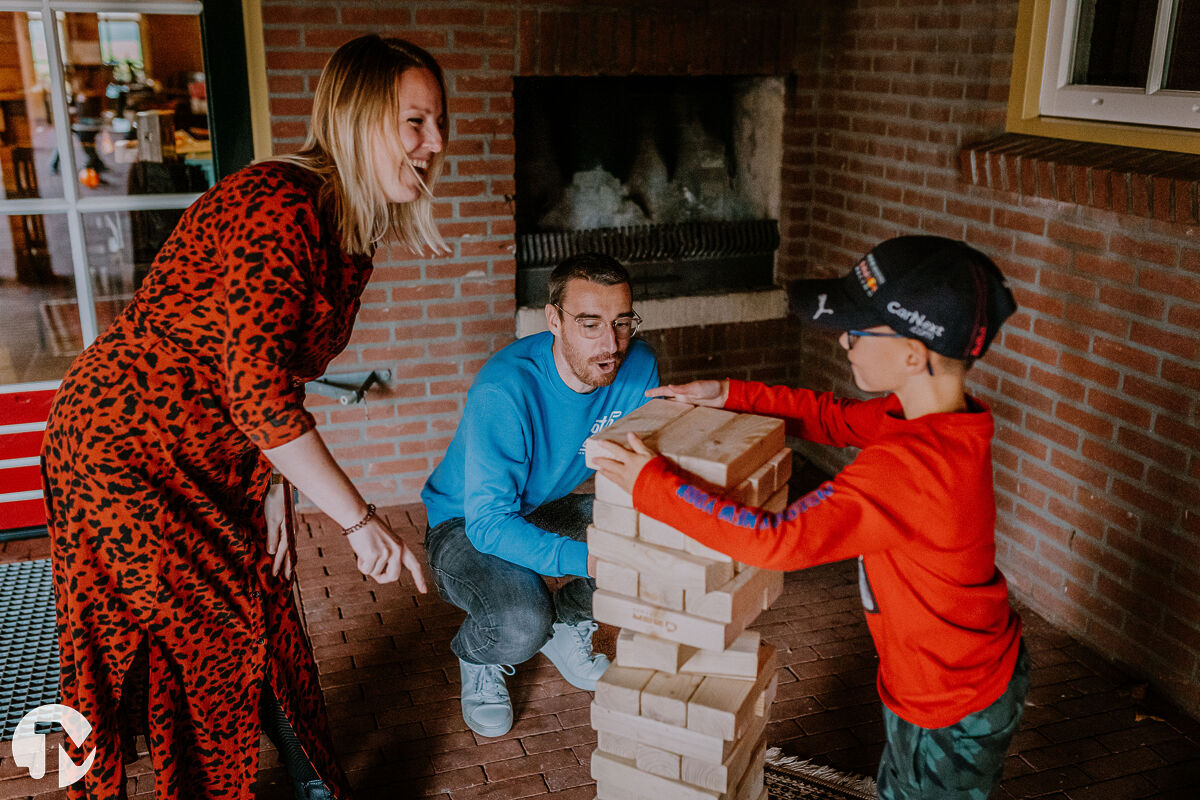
{"left": 275, "top": 35, "right": 449, "bottom": 256}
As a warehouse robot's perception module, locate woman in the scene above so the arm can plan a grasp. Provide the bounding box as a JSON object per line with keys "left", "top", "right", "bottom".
{"left": 41, "top": 35, "right": 447, "bottom": 800}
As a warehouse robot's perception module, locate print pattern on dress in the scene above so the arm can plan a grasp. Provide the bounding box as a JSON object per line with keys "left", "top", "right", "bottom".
{"left": 41, "top": 161, "right": 370, "bottom": 800}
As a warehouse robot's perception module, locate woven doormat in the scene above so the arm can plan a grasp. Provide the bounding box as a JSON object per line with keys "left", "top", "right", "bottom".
{"left": 0, "top": 559, "right": 60, "bottom": 741}
{"left": 765, "top": 748, "right": 877, "bottom": 800}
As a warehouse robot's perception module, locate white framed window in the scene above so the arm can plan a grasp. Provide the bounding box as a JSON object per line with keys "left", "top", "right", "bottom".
{"left": 1039, "top": 0, "right": 1200, "bottom": 129}
{"left": 0, "top": 0, "right": 212, "bottom": 385}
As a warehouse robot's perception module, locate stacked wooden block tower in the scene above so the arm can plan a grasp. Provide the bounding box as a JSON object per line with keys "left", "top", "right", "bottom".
{"left": 582, "top": 399, "right": 791, "bottom": 800}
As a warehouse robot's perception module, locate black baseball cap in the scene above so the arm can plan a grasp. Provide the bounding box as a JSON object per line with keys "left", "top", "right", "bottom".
{"left": 787, "top": 236, "right": 1017, "bottom": 360}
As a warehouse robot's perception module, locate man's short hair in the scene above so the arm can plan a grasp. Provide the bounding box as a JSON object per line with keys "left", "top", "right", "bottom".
{"left": 547, "top": 252, "right": 631, "bottom": 308}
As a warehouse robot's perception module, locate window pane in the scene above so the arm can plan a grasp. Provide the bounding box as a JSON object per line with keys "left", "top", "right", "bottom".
{"left": 1072, "top": 0, "right": 1159, "bottom": 88}
{"left": 0, "top": 212, "right": 80, "bottom": 382}
{"left": 1, "top": 13, "right": 64, "bottom": 200}
{"left": 57, "top": 11, "right": 213, "bottom": 197}
{"left": 82, "top": 208, "right": 177, "bottom": 327}
{"left": 1164, "top": 0, "right": 1200, "bottom": 90}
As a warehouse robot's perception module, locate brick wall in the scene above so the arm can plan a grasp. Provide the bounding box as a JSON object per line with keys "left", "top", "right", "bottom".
{"left": 792, "top": 1, "right": 1200, "bottom": 717}
{"left": 260, "top": 0, "right": 1198, "bottom": 716}
{"left": 260, "top": 0, "right": 818, "bottom": 501}
{"left": 641, "top": 317, "right": 808, "bottom": 387}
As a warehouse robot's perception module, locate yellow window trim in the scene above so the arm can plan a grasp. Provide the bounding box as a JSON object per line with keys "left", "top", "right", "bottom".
{"left": 241, "top": 0, "right": 273, "bottom": 160}
{"left": 1008, "top": 0, "right": 1200, "bottom": 156}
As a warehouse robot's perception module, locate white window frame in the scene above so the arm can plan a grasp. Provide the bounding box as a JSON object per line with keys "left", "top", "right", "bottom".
{"left": 0, "top": 0, "right": 204, "bottom": 352}
{"left": 1039, "top": 0, "right": 1200, "bottom": 129}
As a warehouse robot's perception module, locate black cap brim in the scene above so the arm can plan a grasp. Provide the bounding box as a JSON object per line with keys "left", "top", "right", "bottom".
{"left": 786, "top": 277, "right": 887, "bottom": 331}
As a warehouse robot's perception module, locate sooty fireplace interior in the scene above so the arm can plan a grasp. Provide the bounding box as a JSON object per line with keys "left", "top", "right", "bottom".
{"left": 514, "top": 76, "right": 784, "bottom": 306}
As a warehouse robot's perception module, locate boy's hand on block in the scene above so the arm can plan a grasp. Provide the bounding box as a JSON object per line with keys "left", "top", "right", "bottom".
{"left": 592, "top": 433, "right": 658, "bottom": 494}
{"left": 645, "top": 379, "right": 729, "bottom": 408}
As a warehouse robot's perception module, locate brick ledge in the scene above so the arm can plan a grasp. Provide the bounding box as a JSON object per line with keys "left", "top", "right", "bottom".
{"left": 516, "top": 288, "right": 788, "bottom": 338}
{"left": 959, "top": 133, "right": 1200, "bottom": 225}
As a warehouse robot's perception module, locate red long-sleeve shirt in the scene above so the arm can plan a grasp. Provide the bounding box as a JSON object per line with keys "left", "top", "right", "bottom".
{"left": 632, "top": 379, "right": 1022, "bottom": 728}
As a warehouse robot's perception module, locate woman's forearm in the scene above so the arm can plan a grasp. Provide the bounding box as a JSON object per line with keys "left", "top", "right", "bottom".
{"left": 262, "top": 428, "right": 369, "bottom": 529}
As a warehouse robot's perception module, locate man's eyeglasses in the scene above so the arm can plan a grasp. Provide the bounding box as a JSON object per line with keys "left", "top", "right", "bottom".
{"left": 845, "top": 330, "right": 906, "bottom": 348}
{"left": 554, "top": 304, "right": 643, "bottom": 340}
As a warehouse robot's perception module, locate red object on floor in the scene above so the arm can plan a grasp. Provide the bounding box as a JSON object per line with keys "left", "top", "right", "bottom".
{"left": 0, "top": 383, "right": 57, "bottom": 531}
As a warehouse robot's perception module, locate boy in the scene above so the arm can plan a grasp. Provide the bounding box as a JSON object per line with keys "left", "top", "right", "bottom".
{"left": 593, "top": 236, "right": 1028, "bottom": 800}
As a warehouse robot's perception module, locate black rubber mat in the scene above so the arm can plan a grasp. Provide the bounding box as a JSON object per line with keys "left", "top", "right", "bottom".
{"left": 0, "top": 558, "right": 60, "bottom": 741}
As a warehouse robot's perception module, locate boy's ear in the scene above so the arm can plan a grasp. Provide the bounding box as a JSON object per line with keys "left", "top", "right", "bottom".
{"left": 903, "top": 338, "right": 930, "bottom": 375}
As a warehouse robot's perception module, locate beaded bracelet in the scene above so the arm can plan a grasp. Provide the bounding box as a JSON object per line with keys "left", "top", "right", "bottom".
{"left": 341, "top": 504, "right": 377, "bottom": 536}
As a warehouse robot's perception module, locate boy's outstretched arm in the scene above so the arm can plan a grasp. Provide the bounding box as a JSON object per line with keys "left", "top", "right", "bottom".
{"left": 647, "top": 378, "right": 874, "bottom": 446}
{"left": 594, "top": 428, "right": 906, "bottom": 573}
{"left": 644, "top": 379, "right": 730, "bottom": 408}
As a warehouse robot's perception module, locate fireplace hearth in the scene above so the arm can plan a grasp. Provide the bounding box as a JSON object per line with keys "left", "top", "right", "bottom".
{"left": 514, "top": 75, "right": 784, "bottom": 306}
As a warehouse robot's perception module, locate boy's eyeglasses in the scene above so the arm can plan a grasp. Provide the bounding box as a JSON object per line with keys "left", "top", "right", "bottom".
{"left": 844, "top": 330, "right": 935, "bottom": 376}
{"left": 845, "top": 330, "right": 906, "bottom": 348}
{"left": 554, "top": 304, "right": 643, "bottom": 340}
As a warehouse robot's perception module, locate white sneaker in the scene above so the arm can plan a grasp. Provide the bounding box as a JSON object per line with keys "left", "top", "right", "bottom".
{"left": 459, "top": 659, "right": 516, "bottom": 737}
{"left": 539, "top": 620, "right": 610, "bottom": 691}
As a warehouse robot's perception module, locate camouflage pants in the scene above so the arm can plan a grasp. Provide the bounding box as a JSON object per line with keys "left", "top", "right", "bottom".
{"left": 876, "top": 641, "right": 1030, "bottom": 800}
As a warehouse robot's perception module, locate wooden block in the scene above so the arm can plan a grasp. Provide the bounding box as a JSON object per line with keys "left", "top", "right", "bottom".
{"left": 681, "top": 534, "right": 734, "bottom": 563}
{"left": 675, "top": 414, "right": 786, "bottom": 488}
{"left": 597, "top": 730, "right": 638, "bottom": 760}
{"left": 647, "top": 406, "right": 739, "bottom": 458}
{"left": 679, "top": 712, "right": 766, "bottom": 793}
{"left": 758, "top": 671, "right": 779, "bottom": 714}
{"left": 636, "top": 742, "right": 682, "bottom": 779}
{"left": 617, "top": 630, "right": 769, "bottom": 681}
{"left": 592, "top": 749, "right": 722, "bottom": 800}
{"left": 596, "top": 789, "right": 640, "bottom": 800}
{"left": 585, "top": 399, "right": 693, "bottom": 468}
{"left": 641, "top": 672, "right": 705, "bottom": 727}
{"left": 616, "top": 629, "right": 697, "bottom": 673}
{"left": 685, "top": 567, "right": 783, "bottom": 624}
{"left": 639, "top": 572, "right": 685, "bottom": 611}
{"left": 679, "top": 631, "right": 761, "bottom": 679}
{"left": 728, "top": 461, "right": 773, "bottom": 506}
{"left": 595, "top": 662, "right": 656, "bottom": 716}
{"left": 588, "top": 526, "right": 734, "bottom": 593}
{"left": 593, "top": 499, "right": 638, "bottom": 536}
{"left": 637, "top": 513, "right": 688, "bottom": 549}
{"left": 727, "top": 446, "right": 788, "bottom": 506}
{"left": 593, "top": 590, "right": 748, "bottom": 650}
{"left": 592, "top": 702, "right": 735, "bottom": 763}
{"left": 771, "top": 447, "right": 793, "bottom": 487}
{"left": 686, "top": 643, "right": 777, "bottom": 740}
{"left": 595, "top": 558, "right": 639, "bottom": 598}
{"left": 732, "top": 746, "right": 766, "bottom": 800}
{"left": 595, "top": 473, "right": 633, "bottom": 506}
{"left": 762, "top": 485, "right": 788, "bottom": 514}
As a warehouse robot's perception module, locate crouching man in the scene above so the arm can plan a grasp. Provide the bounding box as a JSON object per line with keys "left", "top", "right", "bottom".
{"left": 421, "top": 252, "right": 658, "bottom": 736}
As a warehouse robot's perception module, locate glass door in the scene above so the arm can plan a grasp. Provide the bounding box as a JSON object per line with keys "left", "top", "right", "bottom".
{"left": 0, "top": 0, "right": 244, "bottom": 385}
{"left": 0, "top": 0, "right": 252, "bottom": 533}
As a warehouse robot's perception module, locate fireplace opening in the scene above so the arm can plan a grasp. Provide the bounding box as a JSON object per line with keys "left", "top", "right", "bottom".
{"left": 514, "top": 76, "right": 784, "bottom": 307}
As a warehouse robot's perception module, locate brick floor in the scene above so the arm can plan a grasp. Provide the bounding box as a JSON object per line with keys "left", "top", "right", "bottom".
{"left": 2, "top": 497, "right": 1199, "bottom": 798}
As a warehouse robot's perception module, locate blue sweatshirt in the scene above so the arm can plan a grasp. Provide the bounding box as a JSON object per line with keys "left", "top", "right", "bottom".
{"left": 421, "top": 332, "right": 658, "bottom": 577}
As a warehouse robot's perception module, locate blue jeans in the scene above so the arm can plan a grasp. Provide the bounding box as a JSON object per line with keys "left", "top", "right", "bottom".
{"left": 425, "top": 493, "right": 596, "bottom": 666}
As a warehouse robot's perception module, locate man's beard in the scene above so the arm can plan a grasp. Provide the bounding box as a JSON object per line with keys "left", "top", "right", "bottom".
{"left": 562, "top": 336, "right": 627, "bottom": 388}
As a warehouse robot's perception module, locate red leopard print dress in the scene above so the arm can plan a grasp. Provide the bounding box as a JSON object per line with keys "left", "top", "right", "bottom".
{"left": 41, "top": 161, "right": 369, "bottom": 799}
